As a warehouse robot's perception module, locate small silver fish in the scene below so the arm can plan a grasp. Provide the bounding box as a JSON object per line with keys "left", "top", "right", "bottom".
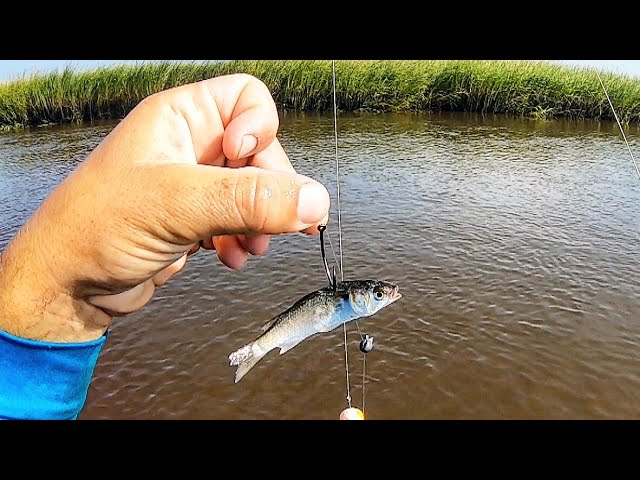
{"left": 228, "top": 280, "right": 402, "bottom": 383}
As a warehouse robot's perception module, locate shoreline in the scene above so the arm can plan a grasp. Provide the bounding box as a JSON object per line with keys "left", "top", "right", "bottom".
{"left": 1, "top": 60, "right": 640, "bottom": 131}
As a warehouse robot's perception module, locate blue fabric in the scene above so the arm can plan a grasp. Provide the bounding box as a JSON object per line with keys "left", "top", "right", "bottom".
{"left": 0, "top": 328, "right": 107, "bottom": 420}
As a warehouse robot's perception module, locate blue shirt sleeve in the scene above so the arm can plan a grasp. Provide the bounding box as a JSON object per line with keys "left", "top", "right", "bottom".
{"left": 0, "top": 328, "right": 107, "bottom": 420}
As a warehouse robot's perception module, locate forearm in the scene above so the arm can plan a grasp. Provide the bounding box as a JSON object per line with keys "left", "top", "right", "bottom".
{"left": 0, "top": 228, "right": 110, "bottom": 420}
{"left": 0, "top": 222, "right": 110, "bottom": 344}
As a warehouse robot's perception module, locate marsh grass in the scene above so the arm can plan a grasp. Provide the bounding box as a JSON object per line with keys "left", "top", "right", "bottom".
{"left": 1, "top": 60, "right": 640, "bottom": 130}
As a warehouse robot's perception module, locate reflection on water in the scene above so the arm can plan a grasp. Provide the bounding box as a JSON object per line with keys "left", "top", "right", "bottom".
{"left": 1, "top": 112, "right": 639, "bottom": 419}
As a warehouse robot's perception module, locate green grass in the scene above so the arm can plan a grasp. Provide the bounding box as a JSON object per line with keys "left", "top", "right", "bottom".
{"left": 1, "top": 60, "right": 640, "bottom": 130}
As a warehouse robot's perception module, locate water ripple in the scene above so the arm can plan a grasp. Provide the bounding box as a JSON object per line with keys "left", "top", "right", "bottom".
{"left": 2, "top": 113, "right": 640, "bottom": 419}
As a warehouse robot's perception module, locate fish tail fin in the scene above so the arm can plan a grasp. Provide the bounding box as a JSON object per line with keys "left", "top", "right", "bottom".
{"left": 228, "top": 343, "right": 266, "bottom": 384}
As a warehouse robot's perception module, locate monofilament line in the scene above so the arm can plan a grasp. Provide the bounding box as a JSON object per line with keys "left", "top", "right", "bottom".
{"left": 596, "top": 70, "right": 640, "bottom": 180}
{"left": 333, "top": 60, "right": 345, "bottom": 281}
{"left": 333, "top": 59, "right": 351, "bottom": 408}
{"left": 362, "top": 353, "right": 366, "bottom": 414}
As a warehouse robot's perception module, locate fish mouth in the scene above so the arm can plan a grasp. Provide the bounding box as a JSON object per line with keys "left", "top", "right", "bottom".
{"left": 389, "top": 286, "right": 402, "bottom": 304}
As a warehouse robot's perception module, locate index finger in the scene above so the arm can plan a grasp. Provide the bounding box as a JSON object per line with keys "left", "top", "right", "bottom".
{"left": 156, "top": 74, "right": 280, "bottom": 167}
{"left": 247, "top": 138, "right": 296, "bottom": 173}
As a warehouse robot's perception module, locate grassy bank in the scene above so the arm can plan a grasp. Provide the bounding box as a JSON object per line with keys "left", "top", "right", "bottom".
{"left": 1, "top": 60, "right": 640, "bottom": 130}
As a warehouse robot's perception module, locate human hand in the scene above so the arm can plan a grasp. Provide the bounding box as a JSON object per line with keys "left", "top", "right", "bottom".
{"left": 0, "top": 74, "right": 330, "bottom": 343}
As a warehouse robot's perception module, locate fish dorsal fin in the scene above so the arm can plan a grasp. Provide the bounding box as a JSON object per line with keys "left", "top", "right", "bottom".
{"left": 261, "top": 315, "right": 279, "bottom": 332}
{"left": 260, "top": 288, "right": 325, "bottom": 332}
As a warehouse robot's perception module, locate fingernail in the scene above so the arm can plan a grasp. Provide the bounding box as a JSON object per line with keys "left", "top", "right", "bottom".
{"left": 237, "top": 134, "right": 258, "bottom": 159}
{"left": 297, "top": 183, "right": 329, "bottom": 224}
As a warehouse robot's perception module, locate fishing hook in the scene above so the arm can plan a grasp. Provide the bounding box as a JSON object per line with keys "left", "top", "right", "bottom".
{"left": 318, "top": 224, "right": 337, "bottom": 291}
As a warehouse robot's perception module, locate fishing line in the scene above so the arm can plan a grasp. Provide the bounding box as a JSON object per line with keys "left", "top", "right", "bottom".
{"left": 325, "top": 231, "right": 342, "bottom": 282}
{"left": 326, "top": 229, "right": 365, "bottom": 342}
{"left": 332, "top": 60, "right": 352, "bottom": 408}
{"left": 596, "top": 70, "right": 640, "bottom": 180}
{"left": 362, "top": 352, "right": 367, "bottom": 415}
{"left": 327, "top": 224, "right": 368, "bottom": 413}
{"left": 332, "top": 60, "right": 370, "bottom": 415}
{"left": 333, "top": 60, "right": 345, "bottom": 282}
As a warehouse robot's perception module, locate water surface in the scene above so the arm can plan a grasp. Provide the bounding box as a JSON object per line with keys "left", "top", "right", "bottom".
{"left": 1, "top": 112, "right": 639, "bottom": 419}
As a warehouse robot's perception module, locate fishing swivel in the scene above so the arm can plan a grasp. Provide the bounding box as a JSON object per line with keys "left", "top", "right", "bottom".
{"left": 359, "top": 334, "right": 374, "bottom": 354}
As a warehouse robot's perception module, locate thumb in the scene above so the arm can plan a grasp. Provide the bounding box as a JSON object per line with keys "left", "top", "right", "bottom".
{"left": 145, "top": 164, "right": 330, "bottom": 243}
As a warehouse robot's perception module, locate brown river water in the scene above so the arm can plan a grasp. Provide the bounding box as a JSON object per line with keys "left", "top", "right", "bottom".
{"left": 1, "top": 111, "right": 639, "bottom": 419}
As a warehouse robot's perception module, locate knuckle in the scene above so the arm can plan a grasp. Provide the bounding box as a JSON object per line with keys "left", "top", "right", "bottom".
{"left": 233, "top": 173, "right": 277, "bottom": 233}
{"left": 234, "top": 73, "right": 267, "bottom": 90}
{"left": 236, "top": 72, "right": 260, "bottom": 84}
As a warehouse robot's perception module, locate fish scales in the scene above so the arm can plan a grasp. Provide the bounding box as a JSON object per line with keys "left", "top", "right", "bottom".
{"left": 229, "top": 280, "right": 401, "bottom": 383}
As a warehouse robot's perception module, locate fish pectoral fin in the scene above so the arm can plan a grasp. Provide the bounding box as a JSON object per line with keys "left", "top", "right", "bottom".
{"left": 279, "top": 338, "right": 304, "bottom": 355}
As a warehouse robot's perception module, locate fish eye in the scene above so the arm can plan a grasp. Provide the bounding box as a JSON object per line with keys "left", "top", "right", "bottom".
{"left": 373, "top": 287, "right": 385, "bottom": 300}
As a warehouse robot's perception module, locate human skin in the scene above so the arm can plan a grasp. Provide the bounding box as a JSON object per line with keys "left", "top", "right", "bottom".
{"left": 0, "top": 74, "right": 330, "bottom": 343}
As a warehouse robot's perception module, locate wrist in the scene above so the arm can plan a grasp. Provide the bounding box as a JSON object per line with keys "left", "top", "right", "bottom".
{"left": 0, "top": 231, "right": 110, "bottom": 343}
